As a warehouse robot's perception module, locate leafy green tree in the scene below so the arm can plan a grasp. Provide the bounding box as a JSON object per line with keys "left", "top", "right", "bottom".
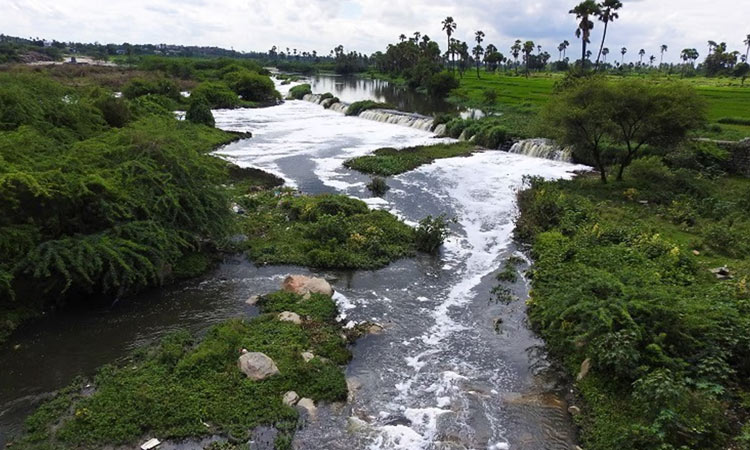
{"left": 570, "top": 0, "right": 601, "bottom": 67}
{"left": 511, "top": 40, "right": 522, "bottom": 74}
{"left": 608, "top": 80, "right": 706, "bottom": 180}
{"left": 522, "top": 40, "right": 535, "bottom": 77}
{"left": 594, "top": 0, "right": 622, "bottom": 70}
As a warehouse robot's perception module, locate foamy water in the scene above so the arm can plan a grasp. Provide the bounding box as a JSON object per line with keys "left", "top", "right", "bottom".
{"left": 213, "top": 80, "right": 587, "bottom": 449}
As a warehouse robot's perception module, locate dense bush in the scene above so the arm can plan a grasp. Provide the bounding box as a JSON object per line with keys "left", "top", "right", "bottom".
{"left": 287, "top": 84, "right": 312, "bottom": 100}
{"left": 517, "top": 165, "right": 750, "bottom": 449}
{"left": 228, "top": 70, "right": 280, "bottom": 104}
{"left": 366, "top": 176, "right": 390, "bottom": 196}
{"left": 415, "top": 215, "right": 451, "bottom": 253}
{"left": 185, "top": 98, "right": 215, "bottom": 127}
{"left": 425, "top": 71, "right": 460, "bottom": 97}
{"left": 122, "top": 77, "right": 180, "bottom": 101}
{"left": 191, "top": 82, "right": 240, "bottom": 109}
{"left": 345, "top": 100, "right": 394, "bottom": 116}
{"left": 344, "top": 142, "right": 476, "bottom": 176}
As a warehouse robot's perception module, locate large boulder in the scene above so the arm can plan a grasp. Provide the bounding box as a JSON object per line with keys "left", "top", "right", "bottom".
{"left": 282, "top": 275, "right": 333, "bottom": 297}
{"left": 238, "top": 352, "right": 280, "bottom": 381}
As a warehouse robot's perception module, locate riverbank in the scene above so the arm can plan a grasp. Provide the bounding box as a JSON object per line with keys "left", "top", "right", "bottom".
{"left": 515, "top": 152, "right": 750, "bottom": 449}
{"left": 9, "top": 276, "right": 353, "bottom": 450}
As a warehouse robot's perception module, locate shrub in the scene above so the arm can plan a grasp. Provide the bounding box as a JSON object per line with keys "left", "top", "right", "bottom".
{"left": 229, "top": 71, "right": 279, "bottom": 103}
{"left": 345, "top": 100, "right": 393, "bottom": 116}
{"left": 717, "top": 117, "right": 750, "bottom": 126}
{"left": 122, "top": 78, "right": 180, "bottom": 101}
{"left": 445, "top": 118, "right": 472, "bottom": 138}
{"left": 191, "top": 82, "right": 239, "bottom": 109}
{"left": 366, "top": 177, "right": 390, "bottom": 196}
{"left": 482, "top": 88, "right": 498, "bottom": 105}
{"left": 425, "top": 71, "right": 460, "bottom": 97}
{"left": 415, "top": 215, "right": 451, "bottom": 253}
{"left": 287, "top": 84, "right": 312, "bottom": 100}
{"left": 93, "top": 96, "right": 131, "bottom": 128}
{"left": 185, "top": 99, "right": 215, "bottom": 127}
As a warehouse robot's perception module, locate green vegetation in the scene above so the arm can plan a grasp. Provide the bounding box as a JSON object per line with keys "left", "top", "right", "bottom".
{"left": 366, "top": 176, "right": 390, "bottom": 196}
{"left": 14, "top": 289, "right": 349, "bottom": 449}
{"left": 344, "top": 100, "right": 394, "bottom": 116}
{"left": 286, "top": 84, "right": 312, "bottom": 100}
{"left": 516, "top": 146, "right": 750, "bottom": 449}
{"left": 0, "top": 68, "right": 273, "bottom": 344}
{"left": 415, "top": 215, "right": 452, "bottom": 253}
{"left": 239, "top": 191, "right": 417, "bottom": 269}
{"left": 186, "top": 98, "right": 216, "bottom": 126}
{"left": 343, "top": 142, "right": 478, "bottom": 175}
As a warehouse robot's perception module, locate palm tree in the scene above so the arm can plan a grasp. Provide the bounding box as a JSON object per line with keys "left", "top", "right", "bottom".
{"left": 414, "top": 31, "right": 421, "bottom": 42}
{"left": 649, "top": 55, "right": 655, "bottom": 66}
{"left": 399, "top": 34, "right": 407, "bottom": 43}
{"left": 511, "top": 39, "right": 522, "bottom": 74}
{"left": 523, "top": 40, "right": 535, "bottom": 77}
{"left": 474, "top": 31, "right": 485, "bottom": 78}
{"left": 558, "top": 42, "right": 565, "bottom": 60}
{"left": 562, "top": 40, "right": 570, "bottom": 59}
{"left": 744, "top": 34, "right": 750, "bottom": 62}
{"left": 594, "top": 0, "right": 622, "bottom": 69}
{"left": 638, "top": 48, "right": 645, "bottom": 64}
{"left": 602, "top": 47, "right": 609, "bottom": 62}
{"left": 570, "top": 0, "right": 601, "bottom": 68}
{"left": 621, "top": 46, "right": 627, "bottom": 64}
{"left": 660, "top": 44, "right": 668, "bottom": 66}
{"left": 442, "top": 17, "right": 457, "bottom": 72}
{"left": 708, "top": 40, "right": 717, "bottom": 55}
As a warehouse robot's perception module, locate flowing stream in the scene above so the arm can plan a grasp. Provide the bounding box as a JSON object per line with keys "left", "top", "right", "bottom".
{"left": 0, "top": 76, "right": 586, "bottom": 449}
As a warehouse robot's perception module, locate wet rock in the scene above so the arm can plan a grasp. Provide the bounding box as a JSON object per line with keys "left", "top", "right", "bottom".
{"left": 238, "top": 352, "right": 280, "bottom": 381}
{"left": 576, "top": 358, "right": 591, "bottom": 381}
{"left": 346, "top": 377, "right": 362, "bottom": 402}
{"left": 568, "top": 405, "right": 581, "bottom": 416}
{"left": 384, "top": 415, "right": 411, "bottom": 427}
{"left": 282, "top": 391, "right": 300, "bottom": 406}
{"left": 281, "top": 275, "right": 333, "bottom": 297}
{"left": 245, "top": 295, "right": 260, "bottom": 305}
{"left": 297, "top": 398, "right": 317, "bottom": 418}
{"left": 278, "top": 311, "right": 302, "bottom": 324}
{"left": 347, "top": 416, "right": 372, "bottom": 433}
{"left": 710, "top": 266, "right": 732, "bottom": 280}
{"left": 301, "top": 351, "right": 315, "bottom": 362}
{"left": 367, "top": 323, "right": 384, "bottom": 334}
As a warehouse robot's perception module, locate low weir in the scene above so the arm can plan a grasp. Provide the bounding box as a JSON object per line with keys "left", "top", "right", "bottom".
{"left": 301, "top": 93, "right": 574, "bottom": 163}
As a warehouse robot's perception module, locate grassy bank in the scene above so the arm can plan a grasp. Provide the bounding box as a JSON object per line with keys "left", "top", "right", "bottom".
{"left": 343, "top": 142, "right": 478, "bottom": 175}
{"left": 12, "top": 287, "right": 349, "bottom": 450}
{"left": 515, "top": 152, "right": 750, "bottom": 449}
{"left": 450, "top": 72, "right": 750, "bottom": 141}
{"left": 238, "top": 191, "right": 418, "bottom": 269}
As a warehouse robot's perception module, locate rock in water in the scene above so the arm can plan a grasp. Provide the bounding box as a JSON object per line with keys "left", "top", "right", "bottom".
{"left": 282, "top": 275, "right": 333, "bottom": 297}
{"left": 238, "top": 352, "right": 280, "bottom": 381}
{"left": 278, "top": 311, "right": 302, "bottom": 324}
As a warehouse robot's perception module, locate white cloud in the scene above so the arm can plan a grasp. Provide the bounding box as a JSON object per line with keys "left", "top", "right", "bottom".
{"left": 1, "top": 0, "right": 747, "bottom": 63}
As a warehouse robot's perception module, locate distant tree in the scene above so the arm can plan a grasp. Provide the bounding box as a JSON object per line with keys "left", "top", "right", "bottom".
{"left": 523, "top": 40, "right": 535, "bottom": 77}
{"left": 602, "top": 47, "right": 610, "bottom": 62}
{"left": 570, "top": 0, "right": 601, "bottom": 68}
{"left": 474, "top": 31, "right": 485, "bottom": 78}
{"left": 594, "top": 0, "right": 622, "bottom": 70}
{"left": 649, "top": 55, "right": 656, "bottom": 66}
{"left": 621, "top": 46, "right": 627, "bottom": 64}
{"left": 558, "top": 42, "right": 566, "bottom": 60}
{"left": 638, "top": 49, "right": 645, "bottom": 65}
{"left": 561, "top": 40, "right": 570, "bottom": 59}
{"left": 442, "top": 17, "right": 457, "bottom": 72}
{"left": 735, "top": 62, "right": 750, "bottom": 86}
{"left": 511, "top": 40, "right": 522, "bottom": 74}
{"left": 744, "top": 34, "right": 750, "bottom": 62}
{"left": 660, "top": 44, "right": 668, "bottom": 66}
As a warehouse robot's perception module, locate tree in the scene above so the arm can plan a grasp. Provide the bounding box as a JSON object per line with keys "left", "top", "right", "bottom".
{"left": 594, "top": 0, "right": 622, "bottom": 70}
{"left": 745, "top": 34, "right": 750, "bottom": 62}
{"left": 735, "top": 62, "right": 750, "bottom": 86}
{"left": 474, "top": 31, "right": 485, "bottom": 78}
{"left": 570, "top": 1, "right": 601, "bottom": 68}
{"left": 609, "top": 80, "right": 706, "bottom": 180}
{"left": 562, "top": 40, "right": 570, "bottom": 59}
{"left": 442, "top": 17, "right": 457, "bottom": 72}
{"left": 186, "top": 98, "right": 215, "bottom": 127}
{"left": 543, "top": 77, "right": 614, "bottom": 182}
{"left": 660, "top": 44, "right": 668, "bottom": 66}
{"left": 523, "top": 40, "right": 535, "bottom": 77}
{"left": 602, "top": 47, "right": 610, "bottom": 62}
{"left": 638, "top": 49, "right": 645, "bottom": 65}
{"left": 649, "top": 55, "right": 656, "bottom": 66}
{"left": 621, "top": 46, "right": 627, "bottom": 64}
{"left": 511, "top": 40, "right": 522, "bottom": 74}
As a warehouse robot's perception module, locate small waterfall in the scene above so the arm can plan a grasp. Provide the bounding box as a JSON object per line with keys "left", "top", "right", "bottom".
{"left": 358, "top": 109, "right": 435, "bottom": 132}
{"left": 433, "top": 124, "right": 447, "bottom": 136}
{"left": 300, "top": 95, "right": 435, "bottom": 133}
{"left": 508, "top": 138, "right": 573, "bottom": 162}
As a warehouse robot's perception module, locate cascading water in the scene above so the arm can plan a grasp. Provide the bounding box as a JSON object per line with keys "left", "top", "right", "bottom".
{"left": 508, "top": 139, "right": 573, "bottom": 163}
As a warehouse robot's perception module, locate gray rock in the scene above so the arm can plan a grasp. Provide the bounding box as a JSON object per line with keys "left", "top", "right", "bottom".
{"left": 282, "top": 391, "right": 300, "bottom": 406}
{"left": 245, "top": 295, "right": 260, "bottom": 305}
{"left": 238, "top": 352, "right": 280, "bottom": 381}
{"left": 301, "top": 351, "right": 315, "bottom": 362}
{"left": 297, "top": 398, "right": 317, "bottom": 418}
{"left": 278, "top": 311, "right": 302, "bottom": 324}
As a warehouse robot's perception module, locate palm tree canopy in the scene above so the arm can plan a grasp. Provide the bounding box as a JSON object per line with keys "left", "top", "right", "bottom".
{"left": 597, "top": 0, "right": 622, "bottom": 23}
{"left": 570, "top": 0, "right": 600, "bottom": 43}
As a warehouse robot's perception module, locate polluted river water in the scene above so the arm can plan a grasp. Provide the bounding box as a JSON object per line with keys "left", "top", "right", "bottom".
{"left": 0, "top": 76, "right": 587, "bottom": 449}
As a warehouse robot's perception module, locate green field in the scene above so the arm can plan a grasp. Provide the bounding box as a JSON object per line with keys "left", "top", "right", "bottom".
{"left": 451, "top": 72, "right": 750, "bottom": 139}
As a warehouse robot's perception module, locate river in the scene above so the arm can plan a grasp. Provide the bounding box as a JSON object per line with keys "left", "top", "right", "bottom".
{"left": 0, "top": 75, "right": 586, "bottom": 449}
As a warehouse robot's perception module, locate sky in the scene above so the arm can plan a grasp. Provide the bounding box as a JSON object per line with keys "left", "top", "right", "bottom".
{"left": 3, "top": 0, "right": 748, "bottom": 64}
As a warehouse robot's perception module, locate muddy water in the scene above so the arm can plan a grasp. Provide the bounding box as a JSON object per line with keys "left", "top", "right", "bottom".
{"left": 0, "top": 79, "right": 587, "bottom": 449}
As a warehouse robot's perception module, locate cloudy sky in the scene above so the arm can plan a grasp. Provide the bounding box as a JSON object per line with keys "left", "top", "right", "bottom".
{"left": 3, "top": 0, "right": 748, "bottom": 63}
